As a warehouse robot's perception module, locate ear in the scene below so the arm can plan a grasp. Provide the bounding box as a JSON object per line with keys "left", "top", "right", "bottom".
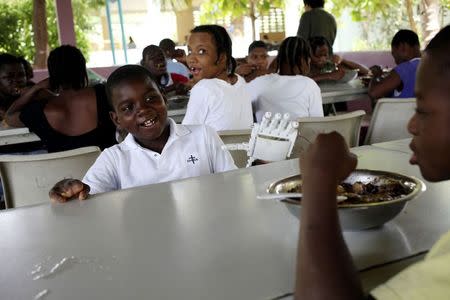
{"left": 217, "top": 52, "right": 227, "bottom": 67}
{"left": 109, "top": 111, "right": 121, "bottom": 128}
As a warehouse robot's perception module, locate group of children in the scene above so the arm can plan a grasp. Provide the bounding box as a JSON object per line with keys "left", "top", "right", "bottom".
{"left": 1, "top": 14, "right": 450, "bottom": 298}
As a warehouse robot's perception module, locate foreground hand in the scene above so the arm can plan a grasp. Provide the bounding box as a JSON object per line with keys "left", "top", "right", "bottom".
{"left": 300, "top": 132, "right": 357, "bottom": 183}
{"left": 49, "top": 179, "right": 90, "bottom": 203}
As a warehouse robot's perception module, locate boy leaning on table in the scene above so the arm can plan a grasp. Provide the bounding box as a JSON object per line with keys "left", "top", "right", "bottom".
{"left": 49, "top": 65, "right": 237, "bottom": 202}
{"left": 294, "top": 25, "right": 450, "bottom": 299}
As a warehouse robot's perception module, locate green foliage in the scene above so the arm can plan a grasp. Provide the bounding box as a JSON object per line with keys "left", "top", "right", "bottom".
{"left": 199, "top": 0, "right": 284, "bottom": 24}
{"left": 0, "top": 0, "right": 104, "bottom": 63}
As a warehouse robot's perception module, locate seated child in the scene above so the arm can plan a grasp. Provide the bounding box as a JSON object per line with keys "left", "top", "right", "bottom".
{"left": 245, "top": 36, "right": 323, "bottom": 122}
{"left": 368, "top": 29, "right": 421, "bottom": 100}
{"left": 49, "top": 65, "right": 236, "bottom": 201}
{"left": 308, "top": 36, "right": 369, "bottom": 82}
{"left": 236, "top": 41, "right": 270, "bottom": 82}
{"left": 182, "top": 25, "right": 253, "bottom": 131}
{"left": 141, "top": 45, "right": 189, "bottom": 96}
{"left": 5, "top": 45, "right": 117, "bottom": 153}
{"left": 294, "top": 25, "right": 450, "bottom": 299}
{"left": 0, "top": 53, "right": 27, "bottom": 120}
{"left": 159, "top": 38, "right": 191, "bottom": 80}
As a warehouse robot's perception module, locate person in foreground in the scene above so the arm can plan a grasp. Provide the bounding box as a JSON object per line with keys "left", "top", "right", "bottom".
{"left": 49, "top": 65, "right": 236, "bottom": 202}
{"left": 295, "top": 25, "right": 450, "bottom": 300}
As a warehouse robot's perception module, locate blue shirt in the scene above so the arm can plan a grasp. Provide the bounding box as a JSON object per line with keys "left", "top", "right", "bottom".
{"left": 393, "top": 58, "right": 421, "bottom": 98}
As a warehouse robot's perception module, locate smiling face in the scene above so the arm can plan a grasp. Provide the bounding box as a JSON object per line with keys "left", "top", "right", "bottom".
{"left": 187, "top": 32, "right": 227, "bottom": 81}
{"left": 0, "top": 63, "right": 26, "bottom": 99}
{"left": 311, "top": 45, "right": 329, "bottom": 69}
{"left": 142, "top": 49, "right": 167, "bottom": 78}
{"left": 408, "top": 54, "right": 450, "bottom": 182}
{"left": 248, "top": 47, "right": 269, "bottom": 70}
{"left": 109, "top": 76, "right": 169, "bottom": 149}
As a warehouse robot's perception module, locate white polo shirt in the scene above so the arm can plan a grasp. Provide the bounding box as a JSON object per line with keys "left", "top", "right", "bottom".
{"left": 83, "top": 119, "right": 237, "bottom": 194}
{"left": 182, "top": 75, "right": 253, "bottom": 131}
{"left": 245, "top": 73, "right": 324, "bottom": 122}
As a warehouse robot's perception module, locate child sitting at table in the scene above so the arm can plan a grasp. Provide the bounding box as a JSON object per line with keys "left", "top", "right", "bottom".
{"left": 0, "top": 53, "right": 27, "bottom": 121}
{"left": 182, "top": 25, "right": 253, "bottom": 131}
{"left": 49, "top": 65, "right": 236, "bottom": 202}
{"left": 245, "top": 36, "right": 323, "bottom": 122}
{"left": 236, "top": 41, "right": 270, "bottom": 82}
{"left": 368, "top": 29, "right": 421, "bottom": 100}
{"left": 308, "top": 36, "right": 369, "bottom": 82}
{"left": 294, "top": 25, "right": 450, "bottom": 299}
{"left": 5, "top": 45, "right": 117, "bottom": 153}
{"left": 140, "top": 45, "right": 189, "bottom": 96}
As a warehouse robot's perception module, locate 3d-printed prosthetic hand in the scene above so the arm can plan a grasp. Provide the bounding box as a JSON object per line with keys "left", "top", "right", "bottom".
{"left": 223, "top": 112, "right": 299, "bottom": 167}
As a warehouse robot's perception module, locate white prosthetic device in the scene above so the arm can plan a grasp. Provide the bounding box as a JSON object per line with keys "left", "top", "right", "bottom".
{"left": 223, "top": 112, "right": 299, "bottom": 167}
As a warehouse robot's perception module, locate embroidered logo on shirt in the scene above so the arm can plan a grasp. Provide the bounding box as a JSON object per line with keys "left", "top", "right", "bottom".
{"left": 187, "top": 155, "right": 199, "bottom": 164}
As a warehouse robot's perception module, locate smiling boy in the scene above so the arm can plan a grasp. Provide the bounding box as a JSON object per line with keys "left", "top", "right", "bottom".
{"left": 49, "top": 65, "right": 236, "bottom": 201}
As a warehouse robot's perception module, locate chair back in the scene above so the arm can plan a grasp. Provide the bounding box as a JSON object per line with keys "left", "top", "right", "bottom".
{"left": 0, "top": 146, "right": 101, "bottom": 209}
{"left": 218, "top": 129, "right": 252, "bottom": 168}
{"left": 294, "top": 110, "right": 366, "bottom": 155}
{"left": 364, "top": 98, "right": 416, "bottom": 145}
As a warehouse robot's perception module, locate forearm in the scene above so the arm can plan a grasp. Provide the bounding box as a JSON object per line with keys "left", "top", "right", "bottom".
{"left": 341, "top": 60, "right": 369, "bottom": 76}
{"left": 311, "top": 72, "right": 335, "bottom": 82}
{"left": 4, "top": 86, "right": 40, "bottom": 127}
{"left": 295, "top": 176, "right": 364, "bottom": 300}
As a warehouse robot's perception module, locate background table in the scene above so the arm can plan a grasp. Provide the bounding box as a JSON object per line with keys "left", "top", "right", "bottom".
{"left": 1, "top": 144, "right": 448, "bottom": 300}
{"left": 320, "top": 80, "right": 368, "bottom": 105}
{"left": 0, "top": 127, "right": 40, "bottom": 146}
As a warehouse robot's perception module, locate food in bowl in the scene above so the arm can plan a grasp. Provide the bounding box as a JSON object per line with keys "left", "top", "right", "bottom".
{"left": 267, "top": 169, "right": 424, "bottom": 230}
{"left": 286, "top": 177, "right": 412, "bottom": 205}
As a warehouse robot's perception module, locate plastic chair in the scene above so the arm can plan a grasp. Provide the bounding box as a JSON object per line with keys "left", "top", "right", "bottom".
{"left": 0, "top": 146, "right": 101, "bottom": 209}
{"left": 293, "top": 110, "right": 366, "bottom": 155}
{"left": 218, "top": 129, "right": 252, "bottom": 168}
{"left": 364, "top": 98, "right": 416, "bottom": 145}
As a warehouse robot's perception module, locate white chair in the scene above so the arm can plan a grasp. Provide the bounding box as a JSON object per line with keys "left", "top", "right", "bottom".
{"left": 0, "top": 146, "right": 101, "bottom": 209}
{"left": 218, "top": 129, "right": 252, "bottom": 168}
{"left": 293, "top": 110, "right": 366, "bottom": 155}
{"left": 364, "top": 98, "right": 416, "bottom": 145}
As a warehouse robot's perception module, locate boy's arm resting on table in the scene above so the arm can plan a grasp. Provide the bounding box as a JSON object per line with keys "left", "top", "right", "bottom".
{"left": 368, "top": 71, "right": 401, "bottom": 100}
{"left": 49, "top": 179, "right": 90, "bottom": 203}
{"left": 295, "top": 132, "right": 365, "bottom": 300}
{"left": 4, "top": 78, "right": 50, "bottom": 127}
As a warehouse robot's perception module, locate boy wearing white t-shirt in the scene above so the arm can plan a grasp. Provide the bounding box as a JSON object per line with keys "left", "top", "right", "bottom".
{"left": 49, "top": 65, "right": 236, "bottom": 202}
{"left": 246, "top": 36, "right": 324, "bottom": 122}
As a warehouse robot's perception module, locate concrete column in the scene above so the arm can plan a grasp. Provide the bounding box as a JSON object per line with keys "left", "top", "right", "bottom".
{"left": 175, "top": 7, "right": 194, "bottom": 45}
{"left": 55, "top": 0, "right": 77, "bottom": 46}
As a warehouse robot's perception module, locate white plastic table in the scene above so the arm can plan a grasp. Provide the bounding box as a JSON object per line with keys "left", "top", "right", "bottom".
{"left": 1, "top": 145, "right": 448, "bottom": 300}
{"left": 320, "top": 80, "right": 368, "bottom": 105}
{"left": 0, "top": 126, "right": 40, "bottom": 146}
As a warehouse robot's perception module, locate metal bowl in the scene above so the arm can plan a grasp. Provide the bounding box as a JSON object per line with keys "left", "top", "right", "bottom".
{"left": 267, "top": 169, "right": 425, "bottom": 231}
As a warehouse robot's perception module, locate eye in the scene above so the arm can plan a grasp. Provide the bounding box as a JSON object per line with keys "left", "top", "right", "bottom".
{"left": 120, "top": 103, "right": 134, "bottom": 113}
{"left": 198, "top": 49, "right": 206, "bottom": 55}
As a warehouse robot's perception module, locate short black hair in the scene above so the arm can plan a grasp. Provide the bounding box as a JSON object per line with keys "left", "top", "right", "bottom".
{"left": 308, "top": 36, "right": 331, "bottom": 54}
{"left": 276, "top": 36, "right": 311, "bottom": 74}
{"left": 191, "top": 25, "right": 236, "bottom": 76}
{"left": 17, "top": 56, "right": 34, "bottom": 80}
{"left": 106, "top": 64, "right": 162, "bottom": 108}
{"left": 47, "top": 45, "right": 88, "bottom": 91}
{"left": 391, "top": 29, "right": 420, "bottom": 48}
{"left": 159, "top": 38, "right": 176, "bottom": 52}
{"left": 0, "top": 53, "right": 22, "bottom": 72}
{"left": 141, "top": 45, "right": 164, "bottom": 63}
{"left": 425, "top": 25, "right": 450, "bottom": 78}
{"left": 304, "top": 0, "right": 325, "bottom": 8}
{"left": 248, "top": 41, "right": 267, "bottom": 54}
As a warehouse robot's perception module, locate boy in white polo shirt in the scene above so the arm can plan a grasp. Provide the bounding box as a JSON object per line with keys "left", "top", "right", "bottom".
{"left": 49, "top": 65, "right": 236, "bottom": 202}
